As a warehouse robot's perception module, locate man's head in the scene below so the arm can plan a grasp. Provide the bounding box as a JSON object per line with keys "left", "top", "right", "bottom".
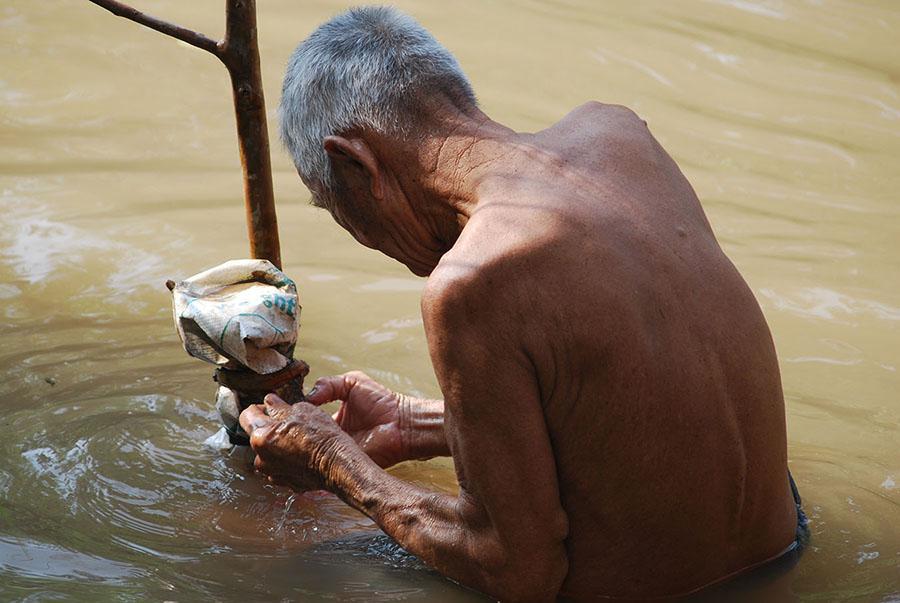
{"left": 279, "top": 7, "right": 479, "bottom": 274}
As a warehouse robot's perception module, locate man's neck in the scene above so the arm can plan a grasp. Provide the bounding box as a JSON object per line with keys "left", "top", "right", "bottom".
{"left": 422, "top": 109, "right": 519, "bottom": 219}
{"left": 380, "top": 107, "right": 523, "bottom": 242}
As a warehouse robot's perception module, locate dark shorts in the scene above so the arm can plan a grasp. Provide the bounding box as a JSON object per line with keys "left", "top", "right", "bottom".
{"left": 789, "top": 470, "right": 811, "bottom": 551}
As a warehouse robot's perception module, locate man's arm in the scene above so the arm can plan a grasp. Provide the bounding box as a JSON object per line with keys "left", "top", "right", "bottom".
{"left": 336, "top": 273, "right": 568, "bottom": 600}
{"left": 243, "top": 272, "right": 569, "bottom": 600}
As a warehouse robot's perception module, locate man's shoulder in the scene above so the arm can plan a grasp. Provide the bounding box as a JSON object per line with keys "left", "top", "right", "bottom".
{"left": 546, "top": 101, "right": 656, "bottom": 163}
{"left": 421, "top": 242, "right": 526, "bottom": 328}
{"left": 555, "top": 101, "right": 647, "bottom": 132}
{"left": 420, "top": 253, "right": 486, "bottom": 323}
{"left": 567, "top": 100, "right": 639, "bottom": 118}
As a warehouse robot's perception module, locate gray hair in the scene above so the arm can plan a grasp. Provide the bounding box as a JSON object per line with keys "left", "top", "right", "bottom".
{"left": 278, "top": 6, "right": 477, "bottom": 196}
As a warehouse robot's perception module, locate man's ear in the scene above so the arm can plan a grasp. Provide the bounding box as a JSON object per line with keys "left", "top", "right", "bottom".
{"left": 323, "top": 136, "right": 384, "bottom": 200}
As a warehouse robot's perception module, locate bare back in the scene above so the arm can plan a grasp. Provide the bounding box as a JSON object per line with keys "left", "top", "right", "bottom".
{"left": 438, "top": 103, "right": 797, "bottom": 598}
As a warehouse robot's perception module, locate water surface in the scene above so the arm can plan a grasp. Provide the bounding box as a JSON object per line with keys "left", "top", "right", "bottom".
{"left": 1, "top": 0, "right": 898, "bottom": 600}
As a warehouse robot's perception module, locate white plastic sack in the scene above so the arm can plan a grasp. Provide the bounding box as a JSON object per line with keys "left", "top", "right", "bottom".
{"left": 171, "top": 259, "right": 299, "bottom": 374}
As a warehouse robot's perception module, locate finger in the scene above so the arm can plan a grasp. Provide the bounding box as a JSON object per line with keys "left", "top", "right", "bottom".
{"left": 305, "top": 375, "right": 342, "bottom": 405}
{"left": 254, "top": 454, "right": 266, "bottom": 473}
{"left": 267, "top": 474, "right": 290, "bottom": 488}
{"left": 239, "top": 404, "right": 271, "bottom": 435}
{"left": 306, "top": 371, "right": 371, "bottom": 406}
{"left": 264, "top": 393, "right": 291, "bottom": 418}
{"left": 249, "top": 422, "right": 278, "bottom": 456}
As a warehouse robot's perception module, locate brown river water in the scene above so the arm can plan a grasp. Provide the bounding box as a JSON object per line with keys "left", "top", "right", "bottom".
{"left": 1, "top": 1, "right": 898, "bottom": 600}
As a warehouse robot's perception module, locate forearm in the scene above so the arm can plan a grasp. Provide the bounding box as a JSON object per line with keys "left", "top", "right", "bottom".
{"left": 399, "top": 396, "right": 450, "bottom": 461}
{"left": 322, "top": 440, "right": 502, "bottom": 597}
{"left": 245, "top": 397, "right": 567, "bottom": 599}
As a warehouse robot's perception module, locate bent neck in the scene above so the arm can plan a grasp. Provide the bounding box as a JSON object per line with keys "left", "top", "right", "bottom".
{"left": 376, "top": 106, "right": 525, "bottom": 241}
{"left": 422, "top": 108, "right": 520, "bottom": 218}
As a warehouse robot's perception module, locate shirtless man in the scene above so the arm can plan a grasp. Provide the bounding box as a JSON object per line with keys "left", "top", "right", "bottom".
{"left": 239, "top": 7, "right": 804, "bottom": 600}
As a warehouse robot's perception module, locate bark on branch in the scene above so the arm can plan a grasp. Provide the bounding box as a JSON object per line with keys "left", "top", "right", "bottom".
{"left": 87, "top": 0, "right": 282, "bottom": 269}
{"left": 87, "top": 0, "right": 221, "bottom": 57}
{"left": 220, "top": 0, "right": 280, "bottom": 269}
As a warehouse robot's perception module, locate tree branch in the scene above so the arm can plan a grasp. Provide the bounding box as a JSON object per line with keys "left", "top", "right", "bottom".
{"left": 87, "top": 0, "right": 222, "bottom": 58}
{"left": 221, "top": 0, "right": 281, "bottom": 268}
{"left": 86, "top": 0, "right": 281, "bottom": 268}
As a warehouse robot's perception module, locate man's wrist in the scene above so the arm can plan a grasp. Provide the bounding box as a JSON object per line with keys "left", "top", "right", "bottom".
{"left": 317, "top": 429, "right": 373, "bottom": 492}
{"left": 399, "top": 396, "right": 449, "bottom": 461}
{"left": 319, "top": 433, "right": 399, "bottom": 517}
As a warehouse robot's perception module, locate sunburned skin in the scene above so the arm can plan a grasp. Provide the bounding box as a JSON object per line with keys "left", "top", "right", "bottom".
{"left": 239, "top": 101, "right": 798, "bottom": 601}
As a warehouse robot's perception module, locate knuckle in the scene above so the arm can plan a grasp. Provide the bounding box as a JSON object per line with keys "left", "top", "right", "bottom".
{"left": 288, "top": 404, "right": 312, "bottom": 420}
{"left": 345, "top": 370, "right": 370, "bottom": 382}
{"left": 249, "top": 424, "right": 274, "bottom": 450}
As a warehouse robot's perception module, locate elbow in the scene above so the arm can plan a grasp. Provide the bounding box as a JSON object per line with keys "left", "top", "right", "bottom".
{"left": 482, "top": 546, "right": 568, "bottom": 602}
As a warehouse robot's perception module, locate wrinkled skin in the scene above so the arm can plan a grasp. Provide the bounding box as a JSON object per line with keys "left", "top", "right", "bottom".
{"left": 306, "top": 372, "right": 403, "bottom": 469}
{"left": 241, "top": 372, "right": 447, "bottom": 483}
{"left": 243, "top": 372, "right": 438, "bottom": 473}
{"left": 240, "top": 100, "right": 797, "bottom": 601}
{"left": 243, "top": 396, "right": 342, "bottom": 492}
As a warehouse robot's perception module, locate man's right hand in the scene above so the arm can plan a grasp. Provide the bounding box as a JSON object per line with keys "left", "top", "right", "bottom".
{"left": 306, "top": 371, "right": 407, "bottom": 468}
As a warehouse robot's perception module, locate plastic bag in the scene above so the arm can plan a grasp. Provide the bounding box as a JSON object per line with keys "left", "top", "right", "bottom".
{"left": 170, "top": 259, "right": 299, "bottom": 374}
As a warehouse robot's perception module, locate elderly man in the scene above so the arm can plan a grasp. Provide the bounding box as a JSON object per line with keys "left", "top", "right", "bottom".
{"left": 239, "top": 6, "right": 806, "bottom": 601}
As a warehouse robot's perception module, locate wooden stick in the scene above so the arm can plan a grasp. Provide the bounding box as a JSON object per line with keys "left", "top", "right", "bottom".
{"left": 221, "top": 0, "right": 281, "bottom": 269}
{"left": 86, "top": 0, "right": 282, "bottom": 269}
{"left": 86, "top": 0, "right": 221, "bottom": 57}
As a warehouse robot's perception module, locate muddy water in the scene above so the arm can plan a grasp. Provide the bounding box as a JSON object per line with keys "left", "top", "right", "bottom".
{"left": 1, "top": 0, "right": 898, "bottom": 600}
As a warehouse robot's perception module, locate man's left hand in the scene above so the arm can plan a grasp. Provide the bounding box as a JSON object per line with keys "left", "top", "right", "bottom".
{"left": 239, "top": 394, "right": 349, "bottom": 492}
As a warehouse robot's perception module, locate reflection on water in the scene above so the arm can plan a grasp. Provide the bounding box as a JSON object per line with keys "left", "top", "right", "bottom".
{"left": 0, "top": 536, "right": 142, "bottom": 584}
{"left": 1, "top": 0, "right": 898, "bottom": 600}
